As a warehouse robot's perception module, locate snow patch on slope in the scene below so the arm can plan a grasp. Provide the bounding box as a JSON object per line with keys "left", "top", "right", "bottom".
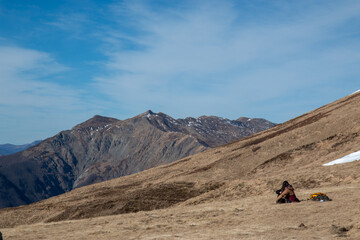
{"left": 323, "top": 150, "right": 360, "bottom": 166}
{"left": 350, "top": 89, "right": 360, "bottom": 95}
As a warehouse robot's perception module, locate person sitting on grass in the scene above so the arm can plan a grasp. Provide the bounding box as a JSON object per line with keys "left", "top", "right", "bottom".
{"left": 276, "top": 181, "right": 300, "bottom": 203}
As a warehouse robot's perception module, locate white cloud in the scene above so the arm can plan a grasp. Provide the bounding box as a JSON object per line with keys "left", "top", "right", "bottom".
{"left": 46, "top": 12, "right": 90, "bottom": 38}
{"left": 0, "top": 46, "right": 79, "bottom": 108}
{"left": 0, "top": 45, "right": 96, "bottom": 144}
{"left": 2, "top": 0, "right": 359, "bottom": 143}
{"left": 93, "top": 1, "right": 360, "bottom": 119}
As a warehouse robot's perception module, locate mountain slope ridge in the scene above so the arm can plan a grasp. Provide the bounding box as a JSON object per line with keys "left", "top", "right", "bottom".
{"left": 1, "top": 92, "right": 360, "bottom": 229}
{"left": 0, "top": 111, "right": 275, "bottom": 209}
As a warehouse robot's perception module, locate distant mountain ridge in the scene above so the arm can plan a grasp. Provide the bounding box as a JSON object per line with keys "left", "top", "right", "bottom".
{"left": 0, "top": 111, "right": 275, "bottom": 208}
{"left": 2, "top": 94, "right": 360, "bottom": 240}
{"left": 0, "top": 140, "right": 41, "bottom": 156}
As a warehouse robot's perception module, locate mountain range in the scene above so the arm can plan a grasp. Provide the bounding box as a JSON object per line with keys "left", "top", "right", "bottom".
{"left": 0, "top": 110, "right": 275, "bottom": 208}
{"left": 0, "top": 93, "right": 360, "bottom": 239}
{"left": 0, "top": 140, "right": 41, "bottom": 156}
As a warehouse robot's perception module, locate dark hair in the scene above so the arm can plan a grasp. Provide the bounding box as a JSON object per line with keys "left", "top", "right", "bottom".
{"left": 280, "top": 181, "right": 290, "bottom": 191}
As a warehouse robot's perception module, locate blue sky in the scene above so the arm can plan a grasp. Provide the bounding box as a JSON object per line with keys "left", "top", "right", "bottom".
{"left": 0, "top": 0, "right": 359, "bottom": 144}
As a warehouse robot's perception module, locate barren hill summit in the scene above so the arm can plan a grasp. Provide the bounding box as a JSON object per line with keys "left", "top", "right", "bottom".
{"left": 1, "top": 93, "right": 360, "bottom": 239}
{"left": 72, "top": 115, "right": 119, "bottom": 130}
{"left": 0, "top": 111, "right": 275, "bottom": 209}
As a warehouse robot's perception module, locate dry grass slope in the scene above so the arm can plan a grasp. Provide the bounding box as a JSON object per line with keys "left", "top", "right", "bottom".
{"left": 1, "top": 92, "right": 360, "bottom": 239}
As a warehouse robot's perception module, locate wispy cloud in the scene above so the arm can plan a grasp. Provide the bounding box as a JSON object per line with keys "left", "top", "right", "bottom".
{"left": 94, "top": 0, "right": 360, "bottom": 120}
{"left": 1, "top": 0, "right": 360, "bottom": 143}
{"left": 0, "top": 45, "right": 96, "bottom": 143}
{"left": 0, "top": 46, "right": 76, "bottom": 107}
{"left": 47, "top": 12, "right": 91, "bottom": 38}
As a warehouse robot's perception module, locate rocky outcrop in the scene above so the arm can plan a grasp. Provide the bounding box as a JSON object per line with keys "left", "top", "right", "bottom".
{"left": 0, "top": 111, "right": 275, "bottom": 208}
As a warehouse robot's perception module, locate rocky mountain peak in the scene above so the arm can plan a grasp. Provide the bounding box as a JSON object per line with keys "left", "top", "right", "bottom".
{"left": 72, "top": 115, "right": 119, "bottom": 131}
{"left": 0, "top": 110, "right": 276, "bottom": 209}
{"left": 141, "top": 110, "right": 169, "bottom": 119}
{"left": 141, "top": 111, "right": 181, "bottom": 132}
{"left": 237, "top": 117, "right": 252, "bottom": 122}
{"left": 143, "top": 110, "right": 155, "bottom": 116}
{"left": 2, "top": 92, "right": 360, "bottom": 240}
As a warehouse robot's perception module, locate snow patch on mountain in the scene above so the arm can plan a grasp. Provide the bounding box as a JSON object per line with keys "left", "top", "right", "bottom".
{"left": 323, "top": 150, "right": 360, "bottom": 166}
{"left": 350, "top": 89, "right": 360, "bottom": 95}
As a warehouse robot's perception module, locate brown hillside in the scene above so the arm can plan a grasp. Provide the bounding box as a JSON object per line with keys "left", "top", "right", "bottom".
{"left": 1, "top": 92, "right": 360, "bottom": 239}
{"left": 0, "top": 111, "right": 274, "bottom": 209}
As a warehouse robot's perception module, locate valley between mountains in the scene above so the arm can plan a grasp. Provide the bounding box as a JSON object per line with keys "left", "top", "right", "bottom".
{"left": 1, "top": 92, "right": 360, "bottom": 239}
